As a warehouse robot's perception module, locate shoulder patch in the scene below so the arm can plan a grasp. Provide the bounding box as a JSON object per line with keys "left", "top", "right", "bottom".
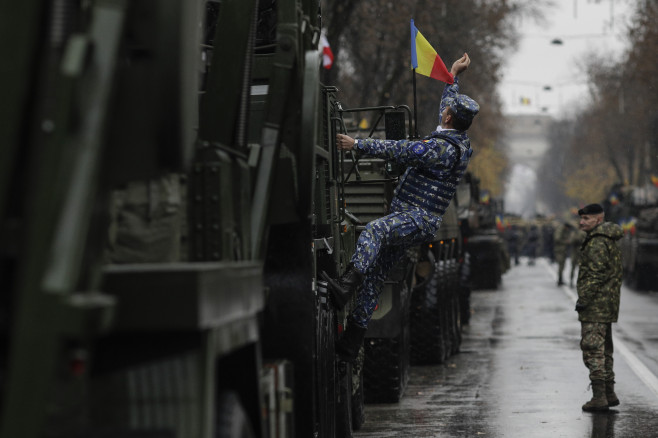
{"left": 412, "top": 143, "right": 428, "bottom": 155}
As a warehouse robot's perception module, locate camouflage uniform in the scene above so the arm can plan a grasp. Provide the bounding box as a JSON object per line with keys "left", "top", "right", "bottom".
{"left": 349, "top": 78, "right": 477, "bottom": 328}
{"left": 350, "top": 208, "right": 443, "bottom": 325}
{"left": 570, "top": 230, "right": 586, "bottom": 286}
{"left": 553, "top": 223, "right": 574, "bottom": 284}
{"left": 576, "top": 221, "right": 623, "bottom": 382}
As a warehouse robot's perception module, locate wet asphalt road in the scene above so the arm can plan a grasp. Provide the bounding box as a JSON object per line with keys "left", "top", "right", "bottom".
{"left": 354, "top": 257, "right": 658, "bottom": 438}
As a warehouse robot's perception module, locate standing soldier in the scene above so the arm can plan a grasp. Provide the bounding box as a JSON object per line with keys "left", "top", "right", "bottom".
{"left": 570, "top": 228, "right": 587, "bottom": 287}
{"left": 553, "top": 221, "right": 575, "bottom": 286}
{"left": 505, "top": 224, "right": 521, "bottom": 266}
{"left": 525, "top": 224, "right": 540, "bottom": 265}
{"left": 575, "top": 203, "right": 623, "bottom": 412}
{"left": 542, "top": 221, "right": 555, "bottom": 261}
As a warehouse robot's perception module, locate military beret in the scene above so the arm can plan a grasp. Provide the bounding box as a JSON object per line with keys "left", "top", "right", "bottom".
{"left": 445, "top": 94, "right": 479, "bottom": 123}
{"left": 578, "top": 203, "right": 604, "bottom": 215}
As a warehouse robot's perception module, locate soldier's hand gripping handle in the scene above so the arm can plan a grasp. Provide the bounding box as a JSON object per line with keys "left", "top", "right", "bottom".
{"left": 336, "top": 133, "right": 356, "bottom": 151}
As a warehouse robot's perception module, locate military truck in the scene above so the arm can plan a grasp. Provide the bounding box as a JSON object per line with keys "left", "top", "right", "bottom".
{"left": 0, "top": 0, "right": 468, "bottom": 436}
{"left": 0, "top": 0, "right": 368, "bottom": 437}
{"left": 456, "top": 173, "right": 508, "bottom": 290}
{"left": 408, "top": 201, "right": 464, "bottom": 365}
{"left": 338, "top": 108, "right": 466, "bottom": 401}
{"left": 605, "top": 184, "right": 658, "bottom": 291}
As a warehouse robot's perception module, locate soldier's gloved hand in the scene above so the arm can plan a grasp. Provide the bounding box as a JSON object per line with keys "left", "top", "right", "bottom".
{"left": 575, "top": 302, "right": 586, "bottom": 312}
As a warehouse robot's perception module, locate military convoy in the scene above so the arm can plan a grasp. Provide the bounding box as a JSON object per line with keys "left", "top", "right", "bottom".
{"left": 0, "top": 1, "right": 469, "bottom": 437}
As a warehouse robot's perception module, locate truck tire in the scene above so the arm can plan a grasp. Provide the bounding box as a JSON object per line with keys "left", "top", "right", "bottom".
{"left": 363, "top": 335, "right": 408, "bottom": 403}
{"left": 438, "top": 262, "right": 453, "bottom": 361}
{"left": 459, "top": 285, "right": 471, "bottom": 325}
{"left": 450, "top": 291, "right": 462, "bottom": 355}
{"left": 336, "top": 362, "right": 354, "bottom": 438}
{"left": 483, "top": 261, "right": 500, "bottom": 289}
{"left": 351, "top": 364, "right": 365, "bottom": 431}
{"left": 410, "top": 265, "right": 447, "bottom": 365}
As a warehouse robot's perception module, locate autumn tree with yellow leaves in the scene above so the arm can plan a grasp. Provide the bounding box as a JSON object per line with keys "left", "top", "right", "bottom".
{"left": 538, "top": 1, "right": 658, "bottom": 212}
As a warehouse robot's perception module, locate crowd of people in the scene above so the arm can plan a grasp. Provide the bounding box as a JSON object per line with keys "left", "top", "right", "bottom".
{"left": 502, "top": 215, "right": 585, "bottom": 285}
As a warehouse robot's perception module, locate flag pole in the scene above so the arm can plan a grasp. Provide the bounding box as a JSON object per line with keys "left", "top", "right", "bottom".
{"left": 412, "top": 68, "right": 419, "bottom": 139}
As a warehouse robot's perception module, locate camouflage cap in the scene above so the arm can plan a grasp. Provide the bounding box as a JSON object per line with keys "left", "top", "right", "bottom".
{"left": 445, "top": 94, "right": 480, "bottom": 123}
{"left": 578, "top": 203, "right": 604, "bottom": 215}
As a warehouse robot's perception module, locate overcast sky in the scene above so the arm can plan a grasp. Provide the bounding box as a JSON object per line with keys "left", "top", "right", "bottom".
{"left": 498, "top": 0, "right": 634, "bottom": 117}
{"left": 500, "top": 1, "right": 636, "bottom": 218}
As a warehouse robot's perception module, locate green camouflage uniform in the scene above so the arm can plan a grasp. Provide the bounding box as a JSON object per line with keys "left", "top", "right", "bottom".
{"left": 576, "top": 221, "right": 623, "bottom": 382}
{"left": 569, "top": 230, "right": 586, "bottom": 286}
{"left": 553, "top": 223, "right": 574, "bottom": 283}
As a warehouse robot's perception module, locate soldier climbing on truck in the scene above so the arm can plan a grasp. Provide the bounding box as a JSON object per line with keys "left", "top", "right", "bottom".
{"left": 323, "top": 52, "right": 479, "bottom": 363}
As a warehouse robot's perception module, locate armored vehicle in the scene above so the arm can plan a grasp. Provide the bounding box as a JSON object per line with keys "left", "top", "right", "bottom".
{"left": 0, "top": 1, "right": 469, "bottom": 437}
{"left": 408, "top": 200, "right": 465, "bottom": 365}
{"left": 456, "top": 173, "right": 508, "bottom": 290}
{"left": 339, "top": 108, "right": 466, "bottom": 402}
{"left": 0, "top": 0, "right": 367, "bottom": 437}
{"left": 605, "top": 184, "right": 658, "bottom": 291}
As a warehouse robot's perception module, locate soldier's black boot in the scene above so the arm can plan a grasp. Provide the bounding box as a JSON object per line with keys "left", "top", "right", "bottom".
{"left": 336, "top": 320, "right": 367, "bottom": 363}
{"left": 582, "top": 380, "right": 609, "bottom": 412}
{"left": 606, "top": 380, "right": 620, "bottom": 407}
{"left": 321, "top": 265, "right": 364, "bottom": 310}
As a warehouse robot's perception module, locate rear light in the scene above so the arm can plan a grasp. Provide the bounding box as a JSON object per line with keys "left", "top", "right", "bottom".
{"left": 69, "top": 349, "right": 87, "bottom": 377}
{"left": 338, "top": 323, "right": 344, "bottom": 334}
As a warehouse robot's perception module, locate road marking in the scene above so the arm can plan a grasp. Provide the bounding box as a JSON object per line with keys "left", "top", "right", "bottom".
{"left": 540, "top": 258, "right": 658, "bottom": 400}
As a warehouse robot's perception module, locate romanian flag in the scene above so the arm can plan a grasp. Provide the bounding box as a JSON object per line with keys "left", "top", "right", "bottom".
{"left": 621, "top": 218, "right": 637, "bottom": 235}
{"left": 495, "top": 215, "right": 505, "bottom": 233}
{"left": 410, "top": 19, "right": 454, "bottom": 84}
{"left": 620, "top": 218, "right": 631, "bottom": 234}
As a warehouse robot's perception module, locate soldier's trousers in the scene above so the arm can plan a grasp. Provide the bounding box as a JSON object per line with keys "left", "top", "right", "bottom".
{"left": 570, "top": 250, "right": 580, "bottom": 284}
{"left": 349, "top": 209, "right": 442, "bottom": 328}
{"left": 555, "top": 249, "right": 567, "bottom": 278}
{"left": 580, "top": 322, "right": 614, "bottom": 382}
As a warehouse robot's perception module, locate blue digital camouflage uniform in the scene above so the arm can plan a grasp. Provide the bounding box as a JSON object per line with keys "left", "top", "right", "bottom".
{"left": 349, "top": 77, "right": 476, "bottom": 328}
{"left": 576, "top": 221, "right": 623, "bottom": 382}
